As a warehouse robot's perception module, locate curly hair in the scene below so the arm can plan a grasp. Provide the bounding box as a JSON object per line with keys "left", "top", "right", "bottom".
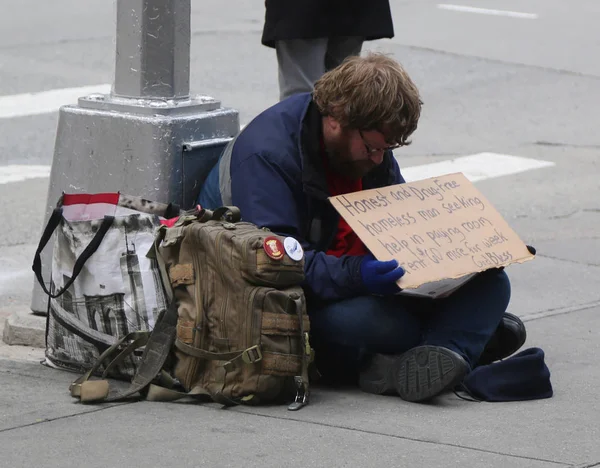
{"left": 313, "top": 53, "right": 422, "bottom": 146}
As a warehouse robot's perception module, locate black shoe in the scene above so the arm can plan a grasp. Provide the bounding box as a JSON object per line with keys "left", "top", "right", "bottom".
{"left": 394, "top": 346, "right": 470, "bottom": 402}
{"left": 478, "top": 312, "right": 527, "bottom": 366}
{"left": 359, "top": 346, "right": 470, "bottom": 402}
{"left": 358, "top": 353, "right": 398, "bottom": 395}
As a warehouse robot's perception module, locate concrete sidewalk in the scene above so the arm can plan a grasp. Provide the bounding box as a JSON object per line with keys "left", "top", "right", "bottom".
{"left": 0, "top": 306, "right": 598, "bottom": 468}
{"left": 1, "top": 239, "right": 599, "bottom": 467}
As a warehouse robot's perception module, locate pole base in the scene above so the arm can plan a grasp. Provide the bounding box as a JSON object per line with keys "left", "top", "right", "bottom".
{"left": 30, "top": 94, "right": 239, "bottom": 314}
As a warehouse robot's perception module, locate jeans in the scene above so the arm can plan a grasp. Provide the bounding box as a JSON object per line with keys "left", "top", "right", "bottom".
{"left": 308, "top": 269, "right": 511, "bottom": 382}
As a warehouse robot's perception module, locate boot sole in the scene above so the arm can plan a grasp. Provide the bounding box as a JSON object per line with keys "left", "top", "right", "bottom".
{"left": 393, "top": 346, "right": 469, "bottom": 402}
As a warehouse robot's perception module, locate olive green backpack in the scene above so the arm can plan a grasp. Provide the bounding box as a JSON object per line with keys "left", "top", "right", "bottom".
{"left": 70, "top": 206, "right": 312, "bottom": 411}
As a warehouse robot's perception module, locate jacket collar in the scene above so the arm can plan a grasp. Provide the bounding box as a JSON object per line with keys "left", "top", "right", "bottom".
{"left": 299, "top": 98, "right": 397, "bottom": 200}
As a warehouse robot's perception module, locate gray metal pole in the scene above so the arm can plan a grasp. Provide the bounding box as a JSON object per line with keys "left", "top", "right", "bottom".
{"left": 114, "top": 0, "right": 190, "bottom": 99}
{"left": 29, "top": 0, "right": 239, "bottom": 315}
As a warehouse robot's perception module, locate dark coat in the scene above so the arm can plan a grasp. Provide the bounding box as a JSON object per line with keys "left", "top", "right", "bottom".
{"left": 261, "top": 0, "right": 394, "bottom": 48}
{"left": 197, "top": 93, "right": 404, "bottom": 301}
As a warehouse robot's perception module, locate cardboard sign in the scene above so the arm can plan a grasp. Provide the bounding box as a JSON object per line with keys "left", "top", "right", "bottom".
{"left": 329, "top": 173, "right": 534, "bottom": 296}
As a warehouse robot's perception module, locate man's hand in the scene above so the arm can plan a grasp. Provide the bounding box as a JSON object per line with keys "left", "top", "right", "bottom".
{"left": 360, "top": 253, "right": 405, "bottom": 296}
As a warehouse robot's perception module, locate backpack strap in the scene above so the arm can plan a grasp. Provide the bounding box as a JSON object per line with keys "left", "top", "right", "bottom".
{"left": 211, "top": 206, "right": 241, "bottom": 222}
{"left": 69, "top": 299, "right": 178, "bottom": 403}
{"left": 288, "top": 295, "right": 311, "bottom": 411}
{"left": 69, "top": 228, "right": 177, "bottom": 403}
{"left": 174, "top": 339, "right": 262, "bottom": 364}
{"left": 144, "top": 383, "right": 212, "bottom": 402}
{"left": 171, "top": 205, "right": 241, "bottom": 226}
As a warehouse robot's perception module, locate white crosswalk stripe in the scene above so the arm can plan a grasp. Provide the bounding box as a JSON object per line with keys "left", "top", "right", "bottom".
{"left": 0, "top": 153, "right": 554, "bottom": 186}
{"left": 0, "top": 165, "right": 51, "bottom": 184}
{"left": 0, "top": 84, "right": 111, "bottom": 120}
{"left": 400, "top": 153, "right": 555, "bottom": 182}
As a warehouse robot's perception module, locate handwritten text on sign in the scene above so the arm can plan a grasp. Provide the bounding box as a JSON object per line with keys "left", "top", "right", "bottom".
{"left": 329, "top": 173, "right": 534, "bottom": 289}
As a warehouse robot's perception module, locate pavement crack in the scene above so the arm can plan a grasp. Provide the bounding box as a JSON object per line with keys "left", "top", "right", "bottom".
{"left": 534, "top": 141, "right": 600, "bottom": 150}
{"left": 0, "top": 367, "right": 74, "bottom": 384}
{"left": 521, "top": 299, "right": 600, "bottom": 322}
{"left": 0, "top": 28, "right": 260, "bottom": 52}
{"left": 417, "top": 152, "right": 463, "bottom": 158}
{"left": 192, "top": 29, "right": 259, "bottom": 38}
{"left": 548, "top": 211, "right": 580, "bottom": 220}
{"left": 0, "top": 402, "right": 133, "bottom": 434}
{"left": 536, "top": 253, "right": 600, "bottom": 268}
{"left": 403, "top": 44, "right": 600, "bottom": 80}
{"left": 0, "top": 241, "right": 33, "bottom": 247}
{"left": 232, "top": 408, "right": 570, "bottom": 466}
{"left": 547, "top": 209, "right": 600, "bottom": 220}
{"left": 0, "top": 35, "right": 113, "bottom": 51}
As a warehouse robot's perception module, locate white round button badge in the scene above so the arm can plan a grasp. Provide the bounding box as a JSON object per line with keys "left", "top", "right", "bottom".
{"left": 284, "top": 237, "right": 304, "bottom": 261}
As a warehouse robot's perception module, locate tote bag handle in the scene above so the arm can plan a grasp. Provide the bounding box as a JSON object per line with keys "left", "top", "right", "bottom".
{"left": 32, "top": 208, "right": 115, "bottom": 298}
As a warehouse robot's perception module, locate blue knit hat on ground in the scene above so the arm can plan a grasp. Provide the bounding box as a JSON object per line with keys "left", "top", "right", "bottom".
{"left": 461, "top": 347, "right": 553, "bottom": 402}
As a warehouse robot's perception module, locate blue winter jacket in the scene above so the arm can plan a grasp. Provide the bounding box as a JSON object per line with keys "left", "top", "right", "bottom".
{"left": 198, "top": 93, "right": 405, "bottom": 301}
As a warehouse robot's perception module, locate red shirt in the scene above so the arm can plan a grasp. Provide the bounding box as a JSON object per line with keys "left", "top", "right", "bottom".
{"left": 322, "top": 143, "right": 368, "bottom": 258}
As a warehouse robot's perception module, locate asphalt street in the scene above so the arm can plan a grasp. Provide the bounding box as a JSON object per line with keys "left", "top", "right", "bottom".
{"left": 1, "top": 1, "right": 599, "bottom": 467}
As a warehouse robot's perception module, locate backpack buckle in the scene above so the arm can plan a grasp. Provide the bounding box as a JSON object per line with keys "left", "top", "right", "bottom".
{"left": 241, "top": 345, "right": 262, "bottom": 364}
{"left": 288, "top": 376, "right": 309, "bottom": 411}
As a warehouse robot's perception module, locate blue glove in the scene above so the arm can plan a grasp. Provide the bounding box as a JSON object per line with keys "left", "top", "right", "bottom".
{"left": 359, "top": 253, "right": 405, "bottom": 296}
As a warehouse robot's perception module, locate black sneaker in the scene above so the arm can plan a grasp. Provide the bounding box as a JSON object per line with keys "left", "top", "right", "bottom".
{"left": 359, "top": 346, "right": 470, "bottom": 402}
{"left": 393, "top": 346, "right": 470, "bottom": 402}
{"left": 478, "top": 312, "right": 526, "bottom": 366}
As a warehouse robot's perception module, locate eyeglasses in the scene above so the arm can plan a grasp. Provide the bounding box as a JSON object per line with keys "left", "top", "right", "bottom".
{"left": 359, "top": 130, "right": 401, "bottom": 154}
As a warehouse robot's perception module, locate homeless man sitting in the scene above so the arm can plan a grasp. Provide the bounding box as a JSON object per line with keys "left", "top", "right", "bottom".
{"left": 197, "top": 53, "right": 526, "bottom": 402}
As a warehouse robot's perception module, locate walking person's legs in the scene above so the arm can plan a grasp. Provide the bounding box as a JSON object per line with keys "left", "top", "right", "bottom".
{"left": 275, "top": 38, "right": 328, "bottom": 100}
{"left": 275, "top": 36, "right": 364, "bottom": 100}
{"left": 325, "top": 36, "right": 364, "bottom": 71}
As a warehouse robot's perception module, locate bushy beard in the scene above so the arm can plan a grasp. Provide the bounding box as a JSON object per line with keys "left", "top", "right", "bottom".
{"left": 325, "top": 142, "right": 377, "bottom": 180}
